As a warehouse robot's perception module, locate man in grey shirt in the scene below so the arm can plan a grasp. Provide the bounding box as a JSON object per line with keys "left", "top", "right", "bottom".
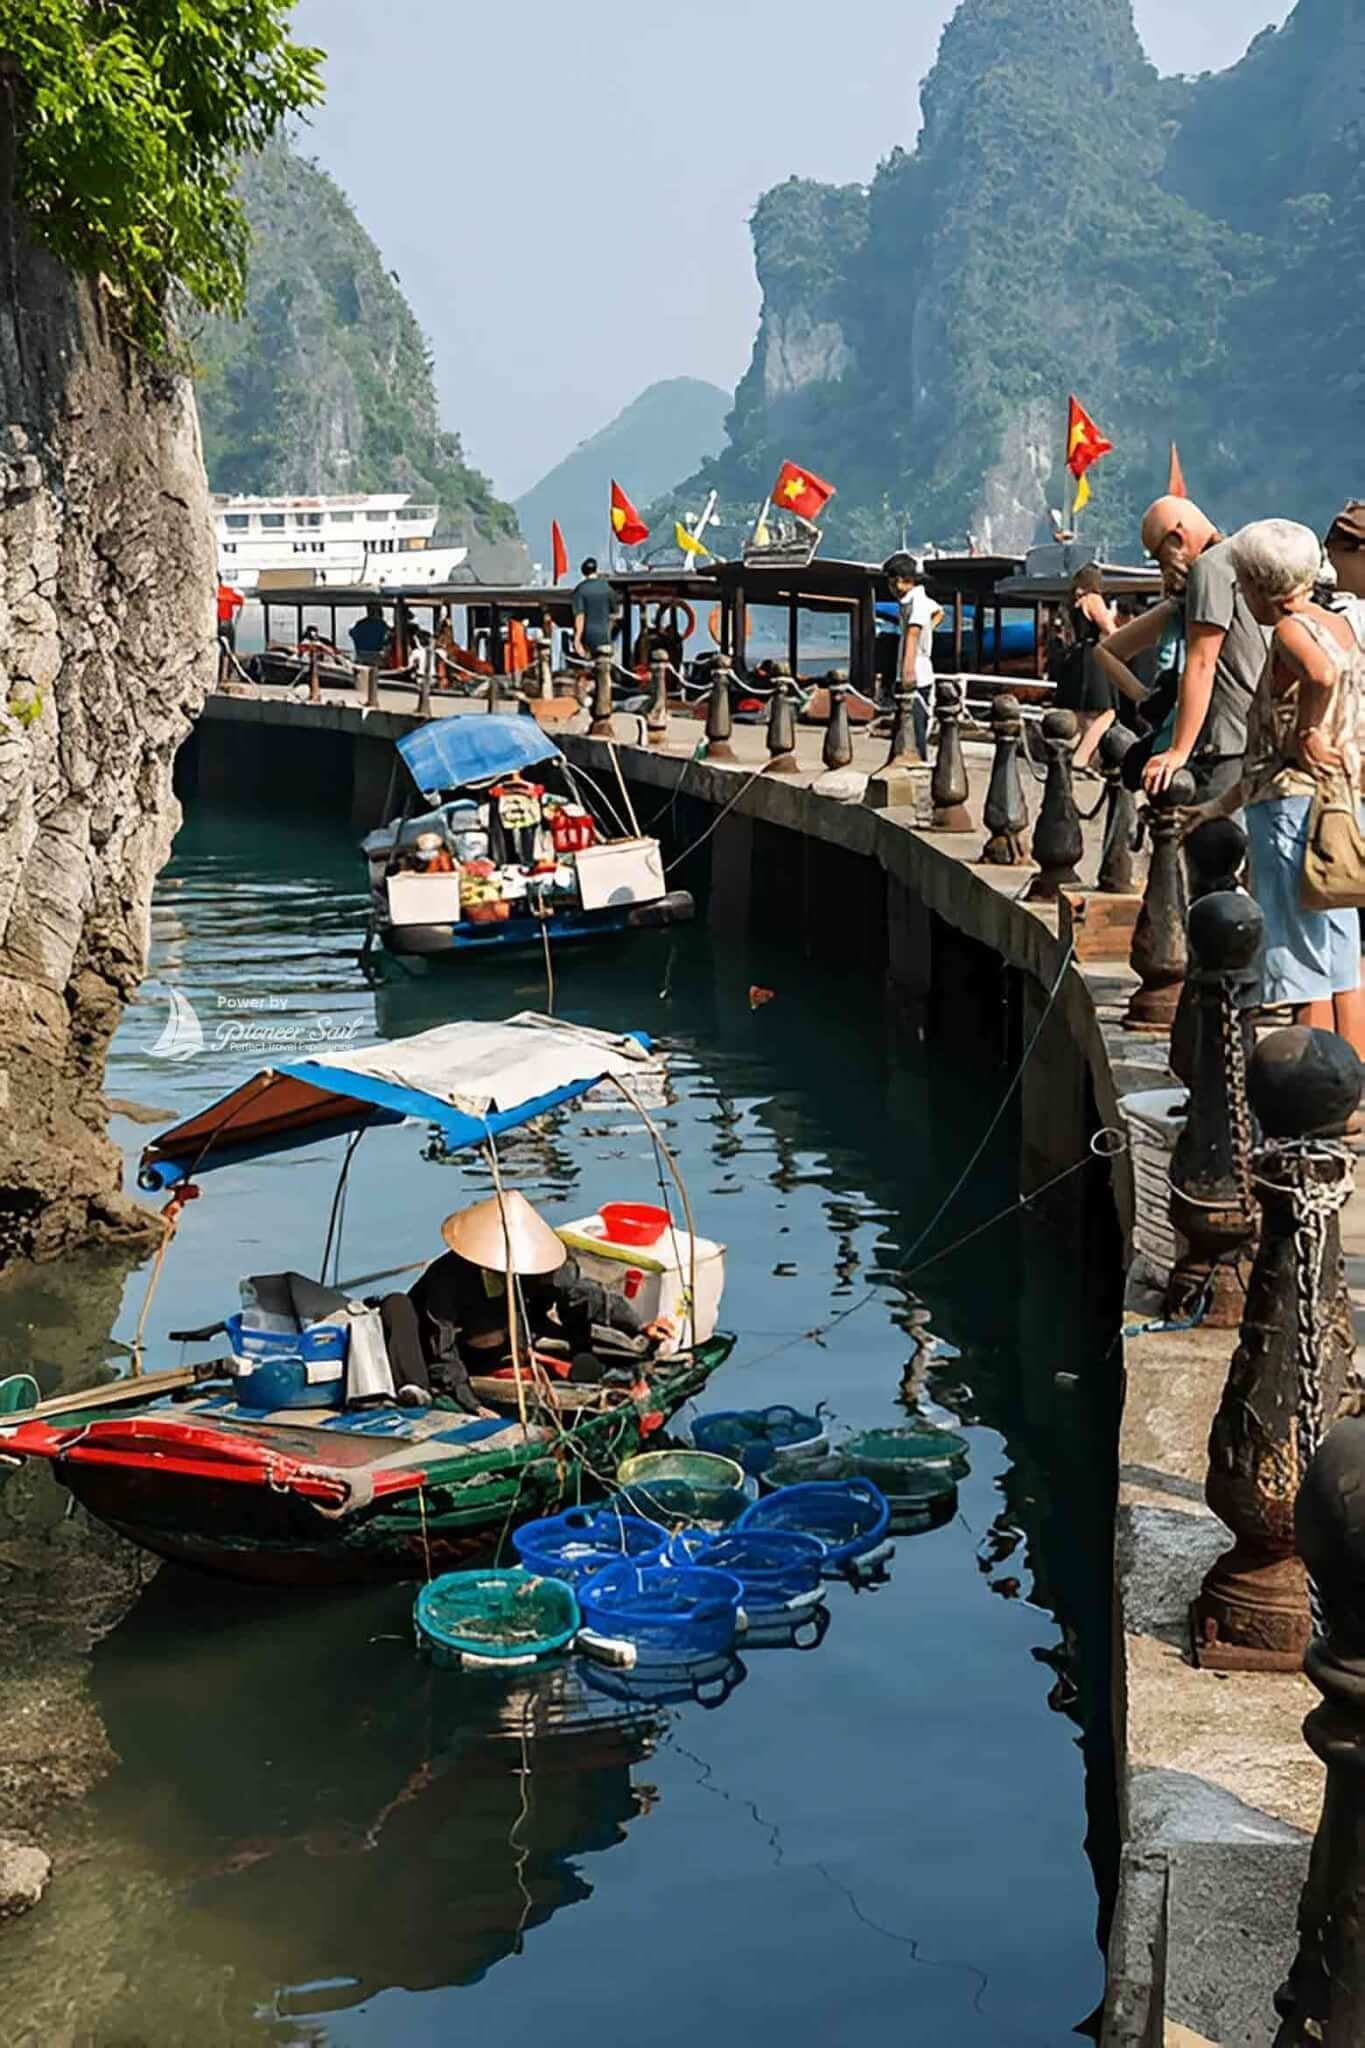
{"left": 1137, "top": 495, "right": 1271, "bottom": 800}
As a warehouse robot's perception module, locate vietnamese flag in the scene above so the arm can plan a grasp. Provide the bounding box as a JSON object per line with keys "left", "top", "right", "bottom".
{"left": 1066, "top": 396, "right": 1112, "bottom": 512}
{"left": 551, "top": 519, "right": 568, "bottom": 583}
{"left": 610, "top": 480, "right": 649, "bottom": 548}
{"left": 772, "top": 459, "right": 836, "bottom": 524}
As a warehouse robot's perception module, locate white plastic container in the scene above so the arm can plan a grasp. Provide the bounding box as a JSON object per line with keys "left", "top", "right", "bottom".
{"left": 1117, "top": 1086, "right": 1189, "bottom": 1286}
{"left": 555, "top": 1212, "right": 726, "bottom": 1353}
{"left": 573, "top": 839, "right": 666, "bottom": 912}
{"left": 386, "top": 871, "right": 463, "bottom": 928}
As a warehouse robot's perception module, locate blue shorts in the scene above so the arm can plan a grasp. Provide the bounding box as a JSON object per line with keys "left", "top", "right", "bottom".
{"left": 1245, "top": 794, "right": 1361, "bottom": 1006}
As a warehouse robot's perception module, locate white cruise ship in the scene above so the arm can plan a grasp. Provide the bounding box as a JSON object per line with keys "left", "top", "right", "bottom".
{"left": 213, "top": 492, "right": 468, "bottom": 591}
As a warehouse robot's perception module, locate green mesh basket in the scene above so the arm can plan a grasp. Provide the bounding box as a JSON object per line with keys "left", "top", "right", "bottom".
{"left": 842, "top": 1425, "right": 971, "bottom": 1488}
{"left": 616, "top": 1448, "right": 748, "bottom": 1530}
{"left": 413, "top": 1567, "right": 580, "bottom": 1672}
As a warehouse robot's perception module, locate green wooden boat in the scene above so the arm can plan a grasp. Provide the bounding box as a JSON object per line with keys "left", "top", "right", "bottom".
{"left": 0, "top": 1016, "right": 734, "bottom": 1588}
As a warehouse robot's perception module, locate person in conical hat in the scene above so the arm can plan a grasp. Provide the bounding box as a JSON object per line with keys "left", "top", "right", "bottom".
{"left": 376, "top": 1189, "right": 668, "bottom": 1410}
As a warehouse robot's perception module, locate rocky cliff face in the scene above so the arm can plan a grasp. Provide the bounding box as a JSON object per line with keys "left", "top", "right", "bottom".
{"left": 196, "top": 142, "right": 518, "bottom": 546}
{"left": 0, "top": 187, "right": 214, "bottom": 1265}
{"left": 674, "top": 0, "right": 1358, "bottom": 556}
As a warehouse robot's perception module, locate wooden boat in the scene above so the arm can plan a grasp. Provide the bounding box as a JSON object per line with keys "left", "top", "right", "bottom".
{"left": 0, "top": 1016, "right": 732, "bottom": 1587}
{"left": 361, "top": 715, "right": 692, "bottom": 963}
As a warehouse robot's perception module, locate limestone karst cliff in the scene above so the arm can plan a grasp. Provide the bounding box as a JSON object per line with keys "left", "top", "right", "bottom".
{"left": 0, "top": 162, "right": 215, "bottom": 1264}
{"left": 670, "top": 0, "right": 1360, "bottom": 556}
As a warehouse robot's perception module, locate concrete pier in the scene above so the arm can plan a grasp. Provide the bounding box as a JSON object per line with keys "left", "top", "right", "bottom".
{"left": 185, "top": 681, "right": 1365, "bottom": 2045}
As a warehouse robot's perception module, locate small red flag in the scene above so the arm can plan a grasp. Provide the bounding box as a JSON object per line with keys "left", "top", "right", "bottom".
{"left": 610, "top": 480, "right": 649, "bottom": 548}
{"left": 1167, "top": 442, "right": 1187, "bottom": 499}
{"left": 551, "top": 519, "right": 568, "bottom": 583}
{"left": 1066, "top": 396, "right": 1113, "bottom": 480}
{"left": 771, "top": 459, "right": 836, "bottom": 524}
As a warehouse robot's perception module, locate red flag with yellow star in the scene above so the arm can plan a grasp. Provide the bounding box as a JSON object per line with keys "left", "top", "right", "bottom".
{"left": 610, "top": 480, "right": 649, "bottom": 548}
{"left": 1066, "top": 396, "right": 1113, "bottom": 513}
{"left": 771, "top": 459, "right": 836, "bottom": 525}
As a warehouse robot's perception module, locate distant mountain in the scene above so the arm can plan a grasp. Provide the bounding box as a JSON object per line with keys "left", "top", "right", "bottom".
{"left": 515, "top": 379, "right": 729, "bottom": 572}
{"left": 668, "top": 0, "right": 1365, "bottom": 556}
{"left": 193, "top": 141, "right": 519, "bottom": 551}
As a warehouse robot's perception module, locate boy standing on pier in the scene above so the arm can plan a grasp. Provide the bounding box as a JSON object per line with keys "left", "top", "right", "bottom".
{"left": 883, "top": 552, "right": 939, "bottom": 757}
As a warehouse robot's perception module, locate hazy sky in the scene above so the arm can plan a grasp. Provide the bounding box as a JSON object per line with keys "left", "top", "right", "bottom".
{"left": 290, "top": 0, "right": 1278, "bottom": 499}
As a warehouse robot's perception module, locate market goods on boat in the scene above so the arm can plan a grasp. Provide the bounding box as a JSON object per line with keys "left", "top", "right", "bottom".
{"left": 361, "top": 716, "right": 692, "bottom": 962}
{"left": 0, "top": 1015, "right": 734, "bottom": 1587}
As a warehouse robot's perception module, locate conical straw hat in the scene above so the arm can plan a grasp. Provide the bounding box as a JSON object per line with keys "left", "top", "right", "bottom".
{"left": 441, "top": 1192, "right": 565, "bottom": 1276}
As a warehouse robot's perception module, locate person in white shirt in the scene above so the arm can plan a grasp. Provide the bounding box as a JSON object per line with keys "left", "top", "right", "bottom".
{"left": 883, "top": 552, "right": 941, "bottom": 757}
{"left": 1325, "top": 501, "right": 1365, "bottom": 648}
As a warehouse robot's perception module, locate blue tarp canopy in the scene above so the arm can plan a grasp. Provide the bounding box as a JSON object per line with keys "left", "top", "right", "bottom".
{"left": 397, "top": 715, "right": 562, "bottom": 799}
{"left": 139, "top": 1013, "right": 656, "bottom": 1190}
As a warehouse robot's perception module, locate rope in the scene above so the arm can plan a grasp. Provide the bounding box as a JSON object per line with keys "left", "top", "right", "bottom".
{"left": 663, "top": 761, "right": 774, "bottom": 875}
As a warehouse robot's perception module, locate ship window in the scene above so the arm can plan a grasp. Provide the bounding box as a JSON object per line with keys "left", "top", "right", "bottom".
{"left": 260, "top": 514, "right": 285, "bottom": 530}
{"left": 398, "top": 508, "right": 426, "bottom": 522}
{"left": 330, "top": 511, "right": 354, "bottom": 525}
{"left": 366, "top": 511, "right": 391, "bottom": 524}
{"left": 298, "top": 512, "right": 322, "bottom": 529}
{"left": 224, "top": 514, "right": 249, "bottom": 531}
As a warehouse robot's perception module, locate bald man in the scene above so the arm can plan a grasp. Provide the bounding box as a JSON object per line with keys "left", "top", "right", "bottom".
{"left": 1095, "top": 497, "right": 1270, "bottom": 800}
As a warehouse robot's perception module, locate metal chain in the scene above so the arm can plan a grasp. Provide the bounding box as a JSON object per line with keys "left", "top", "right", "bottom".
{"left": 1221, "top": 986, "right": 1255, "bottom": 1212}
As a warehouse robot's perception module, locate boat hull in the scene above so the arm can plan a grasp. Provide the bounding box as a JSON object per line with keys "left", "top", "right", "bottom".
{"left": 380, "top": 892, "right": 694, "bottom": 960}
{"left": 26, "top": 1343, "right": 731, "bottom": 1589}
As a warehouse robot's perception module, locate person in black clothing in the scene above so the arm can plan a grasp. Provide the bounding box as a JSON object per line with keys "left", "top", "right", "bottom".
{"left": 572, "top": 558, "right": 616, "bottom": 663}
{"left": 378, "top": 1191, "right": 659, "bottom": 1410}
{"left": 1057, "top": 564, "right": 1120, "bottom": 771}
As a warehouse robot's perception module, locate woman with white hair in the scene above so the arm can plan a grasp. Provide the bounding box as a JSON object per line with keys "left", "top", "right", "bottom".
{"left": 1179, "top": 517, "right": 1365, "bottom": 1055}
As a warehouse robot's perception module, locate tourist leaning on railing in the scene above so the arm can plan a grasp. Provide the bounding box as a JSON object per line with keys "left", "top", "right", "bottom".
{"left": 1175, "top": 518, "right": 1365, "bottom": 1061}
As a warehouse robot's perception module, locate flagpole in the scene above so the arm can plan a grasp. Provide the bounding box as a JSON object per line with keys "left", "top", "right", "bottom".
{"left": 750, "top": 495, "right": 772, "bottom": 548}
{"left": 687, "top": 490, "right": 718, "bottom": 572}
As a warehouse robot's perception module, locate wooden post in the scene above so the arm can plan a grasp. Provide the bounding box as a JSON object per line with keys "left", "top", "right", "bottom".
{"left": 364, "top": 661, "right": 380, "bottom": 711}
{"left": 307, "top": 641, "right": 320, "bottom": 704}
{"left": 822, "top": 671, "right": 853, "bottom": 772}
{"left": 535, "top": 642, "right": 554, "bottom": 701}
{"left": 953, "top": 591, "right": 964, "bottom": 670}
{"left": 1166, "top": 890, "right": 1263, "bottom": 1328}
{"left": 646, "top": 648, "right": 669, "bottom": 747}
{"left": 928, "top": 678, "right": 972, "bottom": 832}
{"left": 589, "top": 644, "right": 614, "bottom": 738}
{"left": 766, "top": 665, "right": 799, "bottom": 775}
{"left": 1125, "top": 771, "right": 1197, "bottom": 1031}
{"left": 857, "top": 585, "right": 878, "bottom": 707}
{"left": 980, "top": 694, "right": 1029, "bottom": 865}
{"left": 418, "top": 640, "right": 434, "bottom": 718}
{"left": 1025, "top": 709, "right": 1083, "bottom": 901}
{"left": 1276, "top": 1413, "right": 1365, "bottom": 2041}
{"left": 706, "top": 656, "right": 737, "bottom": 762}
{"left": 1192, "top": 1026, "right": 1361, "bottom": 1672}
{"left": 787, "top": 595, "right": 800, "bottom": 677}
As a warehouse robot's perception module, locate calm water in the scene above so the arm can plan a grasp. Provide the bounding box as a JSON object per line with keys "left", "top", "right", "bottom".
{"left": 0, "top": 808, "right": 1115, "bottom": 2044}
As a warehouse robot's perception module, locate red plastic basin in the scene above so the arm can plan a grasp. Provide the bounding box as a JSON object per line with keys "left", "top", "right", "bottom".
{"left": 599, "top": 1202, "right": 671, "bottom": 1247}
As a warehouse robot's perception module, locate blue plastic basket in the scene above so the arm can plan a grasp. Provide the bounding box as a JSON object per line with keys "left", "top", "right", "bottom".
{"left": 512, "top": 1507, "right": 665, "bottom": 1587}
{"left": 738, "top": 1479, "right": 892, "bottom": 1575}
{"left": 414, "top": 1567, "right": 580, "bottom": 1672}
{"left": 664, "top": 1527, "right": 826, "bottom": 1623}
{"left": 691, "top": 1406, "right": 828, "bottom": 1476}
{"left": 577, "top": 1559, "right": 743, "bottom": 1662}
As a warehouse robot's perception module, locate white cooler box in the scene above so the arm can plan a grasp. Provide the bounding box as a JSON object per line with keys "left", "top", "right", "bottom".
{"left": 556, "top": 1212, "right": 725, "bottom": 1354}
{"left": 573, "top": 839, "right": 665, "bottom": 912}
{"left": 386, "top": 870, "right": 463, "bottom": 928}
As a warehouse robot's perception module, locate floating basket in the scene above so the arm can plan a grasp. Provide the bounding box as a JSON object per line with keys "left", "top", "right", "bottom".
{"left": 665, "top": 1526, "right": 826, "bottom": 1626}
{"left": 616, "top": 1448, "right": 749, "bottom": 1529}
{"left": 576, "top": 1559, "right": 743, "bottom": 1665}
{"left": 414, "top": 1568, "right": 580, "bottom": 1673}
{"left": 691, "top": 1405, "right": 827, "bottom": 1476}
{"left": 759, "top": 1446, "right": 857, "bottom": 1491}
{"left": 512, "top": 1506, "right": 665, "bottom": 1587}
{"left": 842, "top": 1424, "right": 970, "bottom": 1484}
{"left": 739, "top": 1479, "right": 892, "bottom": 1576}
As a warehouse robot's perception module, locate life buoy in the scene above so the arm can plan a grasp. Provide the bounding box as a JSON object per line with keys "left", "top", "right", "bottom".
{"left": 707, "top": 606, "right": 751, "bottom": 648}
{"left": 656, "top": 599, "right": 696, "bottom": 643}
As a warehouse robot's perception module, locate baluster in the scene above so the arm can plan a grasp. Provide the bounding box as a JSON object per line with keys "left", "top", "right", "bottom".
{"left": 1166, "top": 890, "right": 1264, "bottom": 1328}
{"left": 589, "top": 644, "right": 614, "bottom": 738}
{"left": 1124, "top": 770, "right": 1197, "bottom": 1030}
{"left": 706, "top": 655, "right": 737, "bottom": 762}
{"left": 929, "top": 678, "right": 972, "bottom": 832}
{"left": 1025, "top": 709, "right": 1083, "bottom": 901}
{"left": 646, "top": 648, "right": 670, "bottom": 747}
{"left": 1191, "top": 1026, "right": 1361, "bottom": 1671}
{"left": 1274, "top": 1413, "right": 1365, "bottom": 2043}
{"left": 823, "top": 671, "right": 853, "bottom": 772}
{"left": 980, "top": 694, "right": 1029, "bottom": 866}
{"left": 766, "top": 664, "right": 799, "bottom": 775}
{"left": 884, "top": 686, "right": 921, "bottom": 770}
{"left": 1095, "top": 723, "right": 1139, "bottom": 894}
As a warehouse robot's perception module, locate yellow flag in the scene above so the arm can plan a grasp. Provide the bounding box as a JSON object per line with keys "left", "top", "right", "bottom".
{"left": 675, "top": 521, "right": 711, "bottom": 559}
{"left": 1073, "top": 471, "right": 1092, "bottom": 514}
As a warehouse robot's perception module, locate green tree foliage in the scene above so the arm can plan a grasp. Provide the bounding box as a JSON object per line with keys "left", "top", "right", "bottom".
{"left": 2, "top": 0, "right": 322, "bottom": 346}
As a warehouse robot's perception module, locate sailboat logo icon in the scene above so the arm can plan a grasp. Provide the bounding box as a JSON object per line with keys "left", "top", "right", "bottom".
{"left": 149, "top": 988, "right": 205, "bottom": 1062}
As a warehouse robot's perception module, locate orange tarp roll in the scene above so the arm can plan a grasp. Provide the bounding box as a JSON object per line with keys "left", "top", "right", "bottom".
{"left": 507, "top": 619, "right": 531, "bottom": 674}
